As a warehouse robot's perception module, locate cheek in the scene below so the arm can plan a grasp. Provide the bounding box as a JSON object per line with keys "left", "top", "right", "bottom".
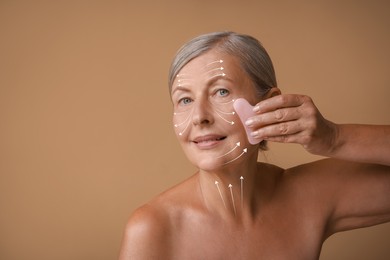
{"left": 229, "top": 116, "right": 252, "bottom": 149}
{"left": 172, "top": 108, "right": 193, "bottom": 138}
{"left": 211, "top": 98, "right": 237, "bottom": 126}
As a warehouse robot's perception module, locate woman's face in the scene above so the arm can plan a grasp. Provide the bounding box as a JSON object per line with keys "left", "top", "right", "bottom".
{"left": 170, "top": 49, "right": 260, "bottom": 171}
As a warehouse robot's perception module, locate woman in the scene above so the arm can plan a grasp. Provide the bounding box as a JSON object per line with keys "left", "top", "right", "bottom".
{"left": 119, "top": 31, "right": 390, "bottom": 259}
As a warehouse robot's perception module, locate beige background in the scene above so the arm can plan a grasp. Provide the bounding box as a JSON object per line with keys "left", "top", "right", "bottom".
{"left": 1, "top": 1, "right": 389, "bottom": 259}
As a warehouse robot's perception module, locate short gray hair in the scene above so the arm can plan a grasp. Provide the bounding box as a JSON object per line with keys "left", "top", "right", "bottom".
{"left": 168, "top": 31, "right": 277, "bottom": 98}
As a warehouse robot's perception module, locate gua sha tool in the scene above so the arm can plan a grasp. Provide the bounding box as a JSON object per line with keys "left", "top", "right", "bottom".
{"left": 233, "top": 98, "right": 261, "bottom": 145}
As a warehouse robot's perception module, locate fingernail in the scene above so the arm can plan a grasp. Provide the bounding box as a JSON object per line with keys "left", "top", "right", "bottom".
{"left": 245, "top": 119, "right": 254, "bottom": 126}
{"left": 253, "top": 106, "right": 260, "bottom": 113}
{"left": 250, "top": 131, "right": 258, "bottom": 137}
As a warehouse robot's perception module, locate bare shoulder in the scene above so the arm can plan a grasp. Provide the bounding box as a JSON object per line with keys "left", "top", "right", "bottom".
{"left": 273, "top": 158, "right": 357, "bottom": 194}
{"left": 278, "top": 158, "right": 355, "bottom": 181}
{"left": 118, "top": 202, "right": 171, "bottom": 259}
{"left": 258, "top": 159, "right": 341, "bottom": 216}
{"left": 127, "top": 202, "right": 171, "bottom": 237}
{"left": 276, "top": 158, "right": 390, "bottom": 236}
{"left": 119, "top": 174, "right": 200, "bottom": 260}
{"left": 257, "top": 158, "right": 357, "bottom": 189}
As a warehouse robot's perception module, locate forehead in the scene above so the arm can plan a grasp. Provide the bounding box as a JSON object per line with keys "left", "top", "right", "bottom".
{"left": 177, "top": 50, "right": 244, "bottom": 78}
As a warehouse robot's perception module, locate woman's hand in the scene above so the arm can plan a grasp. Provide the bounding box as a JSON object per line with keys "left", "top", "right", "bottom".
{"left": 245, "top": 94, "right": 338, "bottom": 156}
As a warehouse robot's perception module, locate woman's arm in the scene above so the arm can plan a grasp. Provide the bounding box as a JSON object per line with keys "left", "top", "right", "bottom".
{"left": 297, "top": 158, "right": 390, "bottom": 238}
{"left": 324, "top": 159, "right": 390, "bottom": 236}
{"left": 330, "top": 124, "right": 390, "bottom": 165}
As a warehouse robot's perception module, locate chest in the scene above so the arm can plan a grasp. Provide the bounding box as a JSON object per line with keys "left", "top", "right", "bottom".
{"left": 172, "top": 211, "right": 324, "bottom": 260}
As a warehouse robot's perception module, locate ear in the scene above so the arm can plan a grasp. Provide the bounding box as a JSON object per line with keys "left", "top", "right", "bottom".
{"left": 263, "top": 87, "right": 281, "bottom": 99}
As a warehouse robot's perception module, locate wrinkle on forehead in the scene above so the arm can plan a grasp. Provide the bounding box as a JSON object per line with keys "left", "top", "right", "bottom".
{"left": 177, "top": 59, "right": 225, "bottom": 78}
{"left": 173, "top": 59, "right": 231, "bottom": 92}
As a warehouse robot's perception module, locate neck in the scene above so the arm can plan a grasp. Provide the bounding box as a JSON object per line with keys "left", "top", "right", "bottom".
{"left": 197, "top": 152, "right": 260, "bottom": 221}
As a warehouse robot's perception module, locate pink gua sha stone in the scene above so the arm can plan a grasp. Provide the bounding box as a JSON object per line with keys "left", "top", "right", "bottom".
{"left": 233, "top": 98, "right": 261, "bottom": 145}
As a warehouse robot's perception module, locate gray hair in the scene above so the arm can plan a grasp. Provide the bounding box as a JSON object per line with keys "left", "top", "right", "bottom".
{"left": 168, "top": 31, "right": 277, "bottom": 98}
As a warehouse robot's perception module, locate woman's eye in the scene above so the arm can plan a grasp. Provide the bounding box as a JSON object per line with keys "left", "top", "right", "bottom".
{"left": 179, "top": 97, "right": 192, "bottom": 105}
{"left": 217, "top": 89, "right": 229, "bottom": 97}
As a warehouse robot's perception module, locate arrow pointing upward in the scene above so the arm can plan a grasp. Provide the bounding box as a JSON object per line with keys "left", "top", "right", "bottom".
{"left": 215, "top": 181, "right": 227, "bottom": 209}
{"left": 240, "top": 176, "right": 244, "bottom": 210}
{"left": 228, "top": 184, "right": 237, "bottom": 216}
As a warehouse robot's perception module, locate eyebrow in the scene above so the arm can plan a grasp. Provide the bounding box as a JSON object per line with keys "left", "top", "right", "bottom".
{"left": 171, "top": 74, "right": 235, "bottom": 96}
{"left": 171, "top": 86, "right": 191, "bottom": 97}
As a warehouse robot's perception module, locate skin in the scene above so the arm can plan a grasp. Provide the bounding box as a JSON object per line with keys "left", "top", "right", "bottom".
{"left": 119, "top": 49, "right": 390, "bottom": 260}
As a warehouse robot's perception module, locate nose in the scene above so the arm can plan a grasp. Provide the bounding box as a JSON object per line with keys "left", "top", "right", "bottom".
{"left": 192, "top": 98, "right": 214, "bottom": 126}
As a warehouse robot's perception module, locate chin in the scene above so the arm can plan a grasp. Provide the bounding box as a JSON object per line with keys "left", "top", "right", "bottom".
{"left": 190, "top": 157, "right": 225, "bottom": 172}
{"left": 195, "top": 156, "right": 245, "bottom": 172}
{"left": 182, "top": 138, "right": 253, "bottom": 171}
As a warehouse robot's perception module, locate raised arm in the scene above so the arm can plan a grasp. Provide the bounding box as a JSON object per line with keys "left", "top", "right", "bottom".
{"left": 330, "top": 124, "right": 390, "bottom": 165}
{"left": 246, "top": 92, "right": 390, "bottom": 165}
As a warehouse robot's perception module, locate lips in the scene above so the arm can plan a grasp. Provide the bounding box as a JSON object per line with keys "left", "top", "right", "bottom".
{"left": 192, "top": 135, "right": 227, "bottom": 148}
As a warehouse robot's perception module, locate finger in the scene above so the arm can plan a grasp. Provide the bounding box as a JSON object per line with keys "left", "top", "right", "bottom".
{"left": 250, "top": 120, "right": 302, "bottom": 140}
{"left": 246, "top": 107, "right": 301, "bottom": 129}
{"left": 254, "top": 94, "right": 308, "bottom": 114}
{"left": 263, "top": 129, "right": 314, "bottom": 146}
{"left": 262, "top": 134, "right": 301, "bottom": 144}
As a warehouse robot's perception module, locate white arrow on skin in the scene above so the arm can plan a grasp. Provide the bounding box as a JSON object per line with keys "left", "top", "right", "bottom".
{"left": 222, "top": 148, "right": 248, "bottom": 165}
{"left": 229, "top": 184, "right": 237, "bottom": 216}
{"left": 216, "top": 142, "right": 241, "bottom": 158}
{"left": 215, "top": 181, "right": 227, "bottom": 209}
{"left": 240, "top": 176, "right": 244, "bottom": 210}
